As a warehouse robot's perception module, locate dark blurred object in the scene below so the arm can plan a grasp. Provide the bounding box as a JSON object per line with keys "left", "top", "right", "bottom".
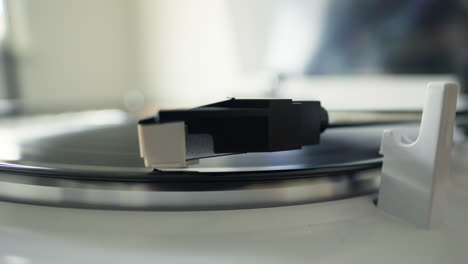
{"left": 304, "top": 0, "right": 468, "bottom": 90}
{"left": 142, "top": 99, "right": 327, "bottom": 153}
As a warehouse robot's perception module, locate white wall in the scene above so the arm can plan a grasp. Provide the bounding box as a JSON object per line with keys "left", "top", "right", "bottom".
{"left": 9, "top": 0, "right": 275, "bottom": 113}
{"left": 136, "top": 0, "right": 270, "bottom": 109}
{"left": 12, "top": 0, "right": 138, "bottom": 113}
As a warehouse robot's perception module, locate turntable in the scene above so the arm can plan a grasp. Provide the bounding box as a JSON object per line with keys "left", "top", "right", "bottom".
{"left": 0, "top": 93, "right": 429, "bottom": 211}
{"left": 0, "top": 83, "right": 467, "bottom": 263}
{"left": 0, "top": 82, "right": 460, "bottom": 213}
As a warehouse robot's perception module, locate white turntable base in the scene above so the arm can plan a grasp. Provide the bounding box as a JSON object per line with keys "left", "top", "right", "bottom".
{"left": 0, "top": 170, "right": 467, "bottom": 264}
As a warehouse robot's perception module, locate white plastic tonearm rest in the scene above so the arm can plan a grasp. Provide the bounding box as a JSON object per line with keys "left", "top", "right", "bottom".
{"left": 378, "top": 82, "right": 458, "bottom": 228}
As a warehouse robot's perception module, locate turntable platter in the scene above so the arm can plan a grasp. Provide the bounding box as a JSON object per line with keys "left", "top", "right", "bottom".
{"left": 0, "top": 111, "right": 419, "bottom": 209}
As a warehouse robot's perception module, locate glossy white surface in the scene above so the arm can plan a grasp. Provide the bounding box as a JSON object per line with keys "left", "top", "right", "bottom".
{"left": 379, "top": 83, "right": 458, "bottom": 228}
{"left": 0, "top": 161, "right": 467, "bottom": 264}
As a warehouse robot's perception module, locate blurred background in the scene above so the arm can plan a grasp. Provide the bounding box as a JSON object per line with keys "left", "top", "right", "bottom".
{"left": 0, "top": 0, "right": 467, "bottom": 117}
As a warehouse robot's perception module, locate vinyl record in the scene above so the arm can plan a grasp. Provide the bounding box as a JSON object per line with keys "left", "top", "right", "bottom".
{"left": 0, "top": 111, "right": 421, "bottom": 181}
{"left": 0, "top": 111, "right": 419, "bottom": 210}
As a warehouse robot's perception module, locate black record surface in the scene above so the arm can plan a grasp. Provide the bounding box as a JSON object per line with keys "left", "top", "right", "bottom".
{"left": 0, "top": 112, "right": 419, "bottom": 182}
